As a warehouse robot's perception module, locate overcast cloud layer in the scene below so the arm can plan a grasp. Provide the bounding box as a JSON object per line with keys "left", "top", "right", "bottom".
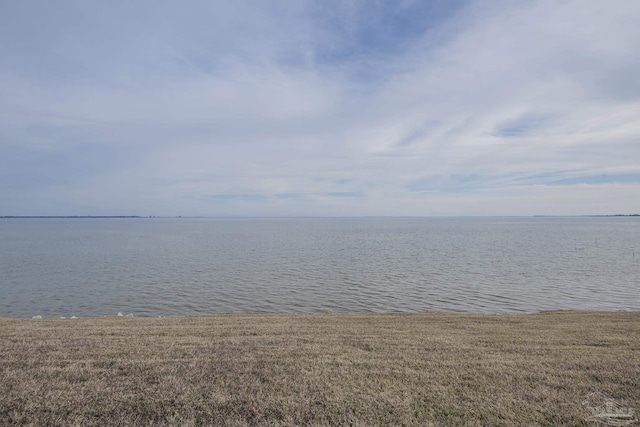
{"left": 1, "top": 0, "right": 639, "bottom": 216}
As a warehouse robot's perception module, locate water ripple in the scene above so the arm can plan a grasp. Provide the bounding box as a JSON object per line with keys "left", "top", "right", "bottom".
{"left": 1, "top": 217, "right": 639, "bottom": 317}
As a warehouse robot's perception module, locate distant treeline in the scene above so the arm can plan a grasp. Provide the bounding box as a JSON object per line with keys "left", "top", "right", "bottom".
{"left": 587, "top": 214, "right": 640, "bottom": 217}
{"left": 0, "top": 216, "right": 143, "bottom": 219}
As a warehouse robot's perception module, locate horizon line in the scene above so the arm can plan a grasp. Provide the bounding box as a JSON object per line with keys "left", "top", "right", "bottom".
{"left": 1, "top": 214, "right": 639, "bottom": 219}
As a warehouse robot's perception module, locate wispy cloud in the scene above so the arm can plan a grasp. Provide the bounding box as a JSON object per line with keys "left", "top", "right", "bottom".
{"left": 1, "top": 0, "right": 639, "bottom": 215}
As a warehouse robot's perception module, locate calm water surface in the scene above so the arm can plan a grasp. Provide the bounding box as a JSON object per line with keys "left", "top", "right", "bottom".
{"left": 1, "top": 217, "right": 638, "bottom": 317}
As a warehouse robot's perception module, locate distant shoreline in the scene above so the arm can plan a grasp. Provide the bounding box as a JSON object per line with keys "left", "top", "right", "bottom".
{"left": 1, "top": 214, "right": 639, "bottom": 219}
{"left": 0, "top": 215, "right": 143, "bottom": 219}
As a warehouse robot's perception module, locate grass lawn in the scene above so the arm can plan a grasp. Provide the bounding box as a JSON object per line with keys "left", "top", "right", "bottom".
{"left": 1, "top": 311, "right": 638, "bottom": 426}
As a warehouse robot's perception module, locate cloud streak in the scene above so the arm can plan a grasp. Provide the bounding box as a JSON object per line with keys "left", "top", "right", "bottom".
{"left": 1, "top": 0, "right": 639, "bottom": 215}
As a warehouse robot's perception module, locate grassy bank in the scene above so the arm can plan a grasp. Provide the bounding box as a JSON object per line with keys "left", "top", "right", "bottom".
{"left": 1, "top": 311, "right": 638, "bottom": 426}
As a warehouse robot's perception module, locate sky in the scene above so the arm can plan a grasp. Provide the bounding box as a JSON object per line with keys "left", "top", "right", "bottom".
{"left": 1, "top": 0, "right": 639, "bottom": 217}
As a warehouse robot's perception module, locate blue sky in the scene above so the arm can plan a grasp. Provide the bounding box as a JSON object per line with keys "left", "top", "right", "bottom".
{"left": 1, "top": 0, "right": 639, "bottom": 216}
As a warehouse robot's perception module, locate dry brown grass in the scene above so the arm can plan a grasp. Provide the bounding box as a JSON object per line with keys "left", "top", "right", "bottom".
{"left": 0, "top": 311, "right": 638, "bottom": 426}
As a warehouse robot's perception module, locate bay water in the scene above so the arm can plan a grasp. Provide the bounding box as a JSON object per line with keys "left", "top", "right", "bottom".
{"left": 1, "top": 217, "right": 638, "bottom": 318}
